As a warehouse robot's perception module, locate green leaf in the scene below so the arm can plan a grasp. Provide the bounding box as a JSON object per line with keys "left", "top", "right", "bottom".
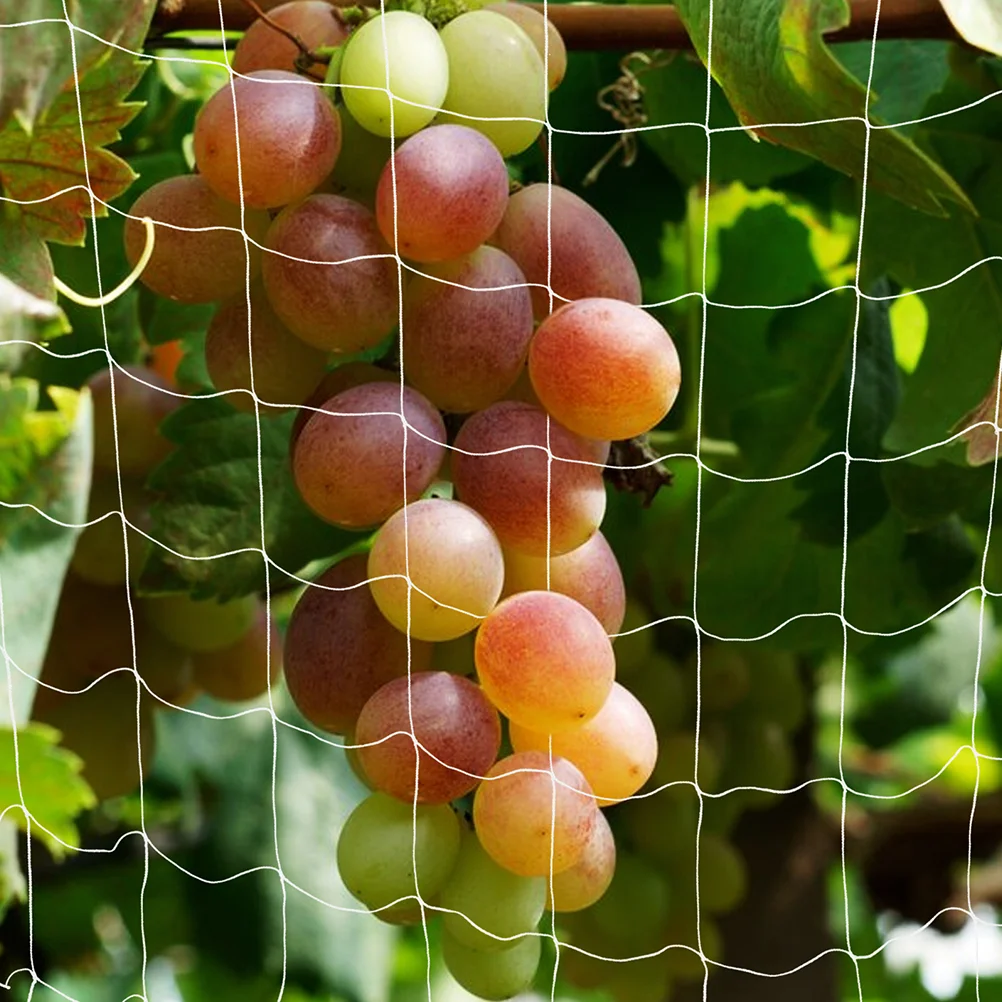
{"left": 673, "top": 0, "right": 972, "bottom": 216}
{"left": 0, "top": 723, "right": 96, "bottom": 856}
{"left": 0, "top": 379, "right": 90, "bottom": 726}
{"left": 0, "top": 0, "right": 156, "bottom": 130}
{"left": 0, "top": 42, "right": 148, "bottom": 245}
{"left": 139, "top": 398, "right": 356, "bottom": 600}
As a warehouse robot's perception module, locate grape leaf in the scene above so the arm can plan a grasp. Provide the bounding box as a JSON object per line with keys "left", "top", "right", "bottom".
{"left": 0, "top": 43, "right": 147, "bottom": 245}
{"left": 0, "top": 723, "right": 96, "bottom": 857}
{"left": 139, "top": 398, "right": 356, "bottom": 600}
{"left": 673, "top": 0, "right": 972, "bottom": 216}
{"left": 0, "top": 0, "right": 156, "bottom": 130}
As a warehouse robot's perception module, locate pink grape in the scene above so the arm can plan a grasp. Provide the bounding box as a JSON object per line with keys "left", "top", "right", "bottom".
{"left": 292, "top": 382, "right": 446, "bottom": 528}
{"left": 262, "top": 194, "right": 398, "bottom": 352}
{"left": 473, "top": 751, "right": 597, "bottom": 877}
{"left": 501, "top": 529, "right": 625, "bottom": 635}
{"left": 205, "top": 284, "right": 329, "bottom": 413}
{"left": 493, "top": 183, "right": 641, "bottom": 318}
{"left": 124, "top": 175, "right": 269, "bottom": 304}
{"left": 475, "top": 591, "right": 615, "bottom": 732}
{"left": 193, "top": 70, "right": 341, "bottom": 209}
{"left": 367, "top": 499, "right": 505, "bottom": 641}
{"left": 547, "top": 809, "right": 615, "bottom": 911}
{"left": 401, "top": 247, "right": 534, "bottom": 414}
{"left": 283, "top": 555, "right": 432, "bottom": 734}
{"left": 529, "top": 298, "right": 682, "bottom": 440}
{"left": 451, "top": 401, "right": 606, "bottom": 556}
{"left": 355, "top": 672, "right": 501, "bottom": 804}
{"left": 375, "top": 125, "right": 509, "bottom": 262}
{"left": 509, "top": 682, "right": 657, "bottom": 805}
{"left": 232, "top": 1, "right": 349, "bottom": 80}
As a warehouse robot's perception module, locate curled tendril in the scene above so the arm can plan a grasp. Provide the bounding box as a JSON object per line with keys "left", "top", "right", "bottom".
{"left": 54, "top": 216, "right": 155, "bottom": 308}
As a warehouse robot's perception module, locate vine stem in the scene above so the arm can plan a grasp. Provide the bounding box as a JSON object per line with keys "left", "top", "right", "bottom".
{"left": 55, "top": 217, "right": 156, "bottom": 308}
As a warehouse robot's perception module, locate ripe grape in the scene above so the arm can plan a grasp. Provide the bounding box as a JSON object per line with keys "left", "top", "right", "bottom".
{"left": 693, "top": 642, "right": 751, "bottom": 712}
{"left": 70, "top": 476, "right": 149, "bottom": 587}
{"left": 473, "top": 751, "right": 597, "bottom": 877}
{"left": 452, "top": 401, "right": 606, "bottom": 557}
{"left": 442, "top": 929, "right": 541, "bottom": 1001}
{"left": 193, "top": 70, "right": 341, "bottom": 209}
{"left": 262, "top": 194, "right": 398, "bottom": 353}
{"left": 33, "top": 671, "right": 155, "bottom": 801}
{"left": 292, "top": 382, "right": 445, "bottom": 528}
{"left": 698, "top": 833, "right": 747, "bottom": 914}
{"left": 191, "top": 605, "right": 280, "bottom": 702}
{"left": 401, "top": 247, "right": 534, "bottom": 414}
{"left": 88, "top": 365, "right": 177, "bottom": 478}
{"left": 232, "top": 1, "right": 348, "bottom": 80}
{"left": 142, "top": 593, "right": 258, "bottom": 654}
{"left": 501, "top": 530, "right": 625, "bottom": 635}
{"left": 547, "top": 808, "right": 615, "bottom": 912}
{"left": 336, "top": 792, "right": 461, "bottom": 923}
{"left": 485, "top": 3, "right": 566, "bottom": 90}
{"left": 529, "top": 299, "right": 681, "bottom": 441}
{"left": 339, "top": 11, "right": 449, "bottom": 137}
{"left": 509, "top": 682, "right": 657, "bottom": 805}
{"left": 653, "top": 731, "right": 721, "bottom": 791}
{"left": 494, "top": 184, "right": 641, "bottom": 319}
{"left": 355, "top": 672, "right": 501, "bottom": 804}
{"left": 124, "top": 175, "right": 269, "bottom": 304}
{"left": 367, "top": 499, "right": 505, "bottom": 641}
{"left": 475, "top": 591, "right": 615, "bottom": 733}
{"left": 149, "top": 339, "right": 184, "bottom": 387}
{"left": 590, "top": 852, "right": 669, "bottom": 950}
{"left": 375, "top": 125, "right": 508, "bottom": 262}
{"left": 205, "top": 284, "right": 329, "bottom": 414}
{"left": 438, "top": 11, "right": 546, "bottom": 157}
{"left": 323, "top": 107, "right": 393, "bottom": 205}
{"left": 283, "top": 555, "right": 432, "bottom": 735}
{"left": 441, "top": 830, "right": 546, "bottom": 951}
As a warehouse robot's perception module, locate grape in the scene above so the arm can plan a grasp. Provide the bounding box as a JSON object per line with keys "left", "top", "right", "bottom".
{"left": 744, "top": 649, "right": 806, "bottom": 733}
{"left": 606, "top": 955, "right": 673, "bottom": 1002}
{"left": 616, "top": 785, "right": 698, "bottom": 866}
{"left": 292, "top": 382, "right": 445, "bottom": 528}
{"left": 262, "top": 194, "right": 398, "bottom": 353}
{"left": 612, "top": 598, "right": 653, "bottom": 678}
{"left": 719, "top": 718, "right": 795, "bottom": 803}
{"left": 368, "top": 498, "right": 505, "bottom": 641}
{"left": 442, "top": 929, "right": 541, "bottom": 1001}
{"left": 232, "top": 1, "right": 349, "bottom": 80}
{"left": 355, "top": 672, "right": 501, "bottom": 804}
{"left": 452, "top": 401, "right": 606, "bottom": 557}
{"left": 529, "top": 298, "right": 681, "bottom": 441}
{"left": 485, "top": 3, "right": 566, "bottom": 91}
{"left": 283, "top": 555, "right": 432, "bottom": 735}
{"left": 547, "top": 808, "right": 615, "bottom": 912}
{"left": 653, "top": 731, "right": 721, "bottom": 791}
{"left": 88, "top": 365, "right": 177, "bottom": 477}
{"left": 344, "top": 738, "right": 374, "bottom": 790}
{"left": 473, "top": 751, "right": 597, "bottom": 877}
{"left": 430, "top": 632, "right": 476, "bottom": 676}
{"left": 698, "top": 833, "right": 747, "bottom": 914}
{"left": 149, "top": 339, "right": 184, "bottom": 387}
{"left": 663, "top": 912, "right": 722, "bottom": 979}
{"left": 590, "top": 852, "right": 669, "bottom": 951}
{"left": 70, "top": 476, "right": 149, "bottom": 587}
{"left": 509, "top": 682, "right": 657, "bottom": 805}
{"left": 339, "top": 11, "right": 449, "bottom": 138}
{"left": 124, "top": 175, "right": 269, "bottom": 304}
{"left": 193, "top": 70, "right": 341, "bottom": 209}
{"left": 438, "top": 11, "right": 546, "bottom": 157}
{"left": 323, "top": 107, "right": 393, "bottom": 205}
{"left": 626, "top": 653, "right": 689, "bottom": 734}
{"left": 475, "top": 591, "right": 615, "bottom": 733}
{"left": 135, "top": 626, "right": 194, "bottom": 705}
{"left": 501, "top": 530, "right": 625, "bottom": 635}
{"left": 191, "top": 605, "right": 280, "bottom": 702}
{"left": 142, "top": 593, "right": 258, "bottom": 654}
{"left": 205, "top": 284, "right": 329, "bottom": 414}
{"left": 33, "top": 672, "right": 155, "bottom": 801}
{"left": 375, "top": 125, "right": 508, "bottom": 262}
{"left": 494, "top": 184, "right": 641, "bottom": 319}
{"left": 401, "top": 247, "right": 534, "bottom": 414}
{"left": 693, "top": 642, "right": 751, "bottom": 712}
{"left": 441, "top": 830, "right": 546, "bottom": 950}
{"left": 336, "top": 792, "right": 461, "bottom": 923}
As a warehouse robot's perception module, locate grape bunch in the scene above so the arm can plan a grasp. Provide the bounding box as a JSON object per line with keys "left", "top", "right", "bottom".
{"left": 114, "top": 1, "right": 689, "bottom": 996}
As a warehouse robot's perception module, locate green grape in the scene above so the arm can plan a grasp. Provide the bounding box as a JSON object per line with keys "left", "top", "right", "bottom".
{"left": 336, "top": 792, "right": 460, "bottom": 923}
{"left": 70, "top": 476, "right": 149, "bottom": 587}
{"left": 485, "top": 3, "right": 566, "bottom": 90}
{"left": 615, "top": 786, "right": 697, "bottom": 867}
{"left": 340, "top": 11, "right": 449, "bottom": 137}
{"left": 613, "top": 598, "right": 654, "bottom": 677}
{"left": 663, "top": 911, "right": 722, "bottom": 981}
{"left": 652, "top": 731, "right": 721, "bottom": 792}
{"left": 142, "top": 593, "right": 258, "bottom": 654}
{"left": 693, "top": 642, "right": 751, "bottom": 712}
{"left": 744, "top": 649, "right": 807, "bottom": 733}
{"left": 627, "top": 653, "right": 689, "bottom": 734}
{"left": 720, "top": 717, "right": 795, "bottom": 805}
{"left": 442, "top": 929, "right": 541, "bottom": 1001}
{"left": 698, "top": 833, "right": 747, "bottom": 914}
{"left": 441, "top": 830, "right": 546, "bottom": 951}
{"left": 606, "top": 954, "right": 673, "bottom": 1002}
{"left": 191, "top": 606, "right": 281, "bottom": 703}
{"left": 589, "top": 852, "right": 669, "bottom": 952}
{"left": 438, "top": 11, "right": 546, "bottom": 156}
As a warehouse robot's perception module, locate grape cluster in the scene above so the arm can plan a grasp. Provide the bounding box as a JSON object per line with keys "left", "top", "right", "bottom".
{"left": 114, "top": 2, "right": 690, "bottom": 996}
